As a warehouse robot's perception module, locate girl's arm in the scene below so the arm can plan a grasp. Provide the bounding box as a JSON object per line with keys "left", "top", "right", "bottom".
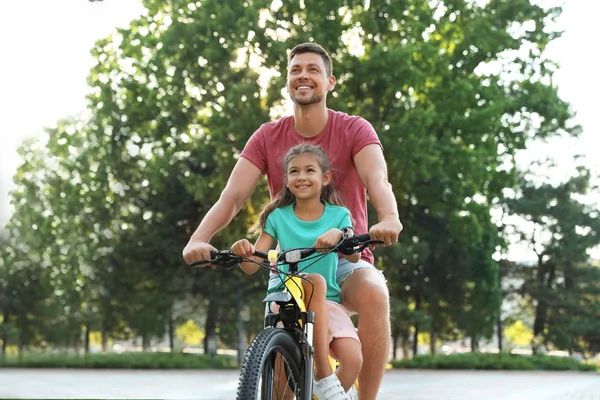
{"left": 231, "top": 232, "right": 274, "bottom": 274}
{"left": 315, "top": 228, "right": 361, "bottom": 263}
{"left": 314, "top": 228, "right": 344, "bottom": 252}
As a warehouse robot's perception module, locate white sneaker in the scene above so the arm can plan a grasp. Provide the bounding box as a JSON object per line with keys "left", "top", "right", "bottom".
{"left": 313, "top": 373, "right": 350, "bottom": 400}
{"left": 347, "top": 385, "right": 359, "bottom": 400}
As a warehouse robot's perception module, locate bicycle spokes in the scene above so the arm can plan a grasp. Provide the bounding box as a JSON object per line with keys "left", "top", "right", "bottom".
{"left": 261, "top": 352, "right": 299, "bottom": 399}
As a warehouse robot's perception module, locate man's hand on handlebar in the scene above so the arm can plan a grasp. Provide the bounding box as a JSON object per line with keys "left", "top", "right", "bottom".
{"left": 369, "top": 217, "right": 403, "bottom": 248}
{"left": 183, "top": 240, "right": 217, "bottom": 269}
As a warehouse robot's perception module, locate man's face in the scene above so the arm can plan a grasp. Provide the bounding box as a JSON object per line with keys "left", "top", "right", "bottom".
{"left": 286, "top": 52, "right": 335, "bottom": 106}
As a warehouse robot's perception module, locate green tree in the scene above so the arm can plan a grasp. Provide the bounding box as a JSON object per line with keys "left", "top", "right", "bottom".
{"left": 503, "top": 167, "right": 600, "bottom": 354}
{"left": 0, "top": 138, "right": 61, "bottom": 354}
{"left": 3, "top": 0, "right": 581, "bottom": 356}
{"left": 78, "top": 0, "right": 578, "bottom": 353}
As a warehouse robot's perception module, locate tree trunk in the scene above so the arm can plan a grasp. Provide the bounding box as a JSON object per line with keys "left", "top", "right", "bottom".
{"left": 142, "top": 335, "right": 150, "bottom": 351}
{"left": 1, "top": 310, "right": 8, "bottom": 359}
{"left": 412, "top": 294, "right": 421, "bottom": 358}
{"left": 497, "top": 261, "right": 503, "bottom": 353}
{"left": 401, "top": 332, "right": 410, "bottom": 359}
{"left": 471, "top": 334, "right": 479, "bottom": 352}
{"left": 74, "top": 333, "right": 81, "bottom": 356}
{"left": 391, "top": 331, "right": 398, "bottom": 360}
{"left": 204, "top": 299, "right": 219, "bottom": 353}
{"left": 532, "top": 262, "right": 556, "bottom": 355}
{"left": 497, "top": 315, "right": 503, "bottom": 352}
{"left": 532, "top": 303, "right": 547, "bottom": 338}
{"left": 101, "top": 326, "right": 108, "bottom": 353}
{"left": 168, "top": 312, "right": 175, "bottom": 352}
{"left": 533, "top": 260, "right": 556, "bottom": 338}
{"left": 84, "top": 323, "right": 91, "bottom": 355}
{"left": 429, "top": 327, "right": 437, "bottom": 356}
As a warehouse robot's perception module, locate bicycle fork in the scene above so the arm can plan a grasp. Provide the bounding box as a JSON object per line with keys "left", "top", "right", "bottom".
{"left": 302, "top": 309, "right": 315, "bottom": 400}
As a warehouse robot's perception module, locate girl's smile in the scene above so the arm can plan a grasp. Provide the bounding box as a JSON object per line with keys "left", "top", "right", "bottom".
{"left": 286, "top": 154, "right": 331, "bottom": 201}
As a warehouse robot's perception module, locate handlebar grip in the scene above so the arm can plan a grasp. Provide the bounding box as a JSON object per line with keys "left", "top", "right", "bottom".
{"left": 254, "top": 250, "right": 269, "bottom": 259}
{"left": 356, "top": 233, "right": 384, "bottom": 245}
{"left": 190, "top": 250, "right": 227, "bottom": 267}
{"left": 355, "top": 233, "right": 371, "bottom": 242}
{"left": 190, "top": 260, "right": 211, "bottom": 267}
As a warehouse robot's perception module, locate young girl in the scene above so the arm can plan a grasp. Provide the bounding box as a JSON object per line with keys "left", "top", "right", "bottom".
{"left": 231, "top": 144, "right": 361, "bottom": 400}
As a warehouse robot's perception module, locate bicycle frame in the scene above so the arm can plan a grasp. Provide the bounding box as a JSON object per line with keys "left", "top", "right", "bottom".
{"left": 192, "top": 234, "right": 379, "bottom": 399}
{"left": 263, "top": 251, "right": 315, "bottom": 398}
{"left": 262, "top": 248, "right": 355, "bottom": 399}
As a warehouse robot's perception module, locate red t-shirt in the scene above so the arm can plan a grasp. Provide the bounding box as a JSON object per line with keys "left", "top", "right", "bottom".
{"left": 240, "top": 109, "right": 381, "bottom": 264}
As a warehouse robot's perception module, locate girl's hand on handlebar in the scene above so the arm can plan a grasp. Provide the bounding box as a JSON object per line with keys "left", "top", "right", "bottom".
{"left": 314, "top": 228, "right": 345, "bottom": 252}
{"left": 231, "top": 239, "right": 255, "bottom": 258}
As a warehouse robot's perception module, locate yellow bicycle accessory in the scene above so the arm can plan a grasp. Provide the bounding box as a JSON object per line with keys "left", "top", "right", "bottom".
{"left": 267, "top": 249, "right": 279, "bottom": 264}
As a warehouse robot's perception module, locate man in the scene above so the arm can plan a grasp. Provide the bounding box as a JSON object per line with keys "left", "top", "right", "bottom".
{"left": 183, "top": 42, "right": 403, "bottom": 399}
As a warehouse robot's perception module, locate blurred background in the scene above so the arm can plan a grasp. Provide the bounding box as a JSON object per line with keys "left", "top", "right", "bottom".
{"left": 0, "top": 0, "right": 598, "bottom": 367}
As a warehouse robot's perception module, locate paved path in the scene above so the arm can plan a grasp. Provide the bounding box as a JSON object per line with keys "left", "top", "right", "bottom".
{"left": 378, "top": 370, "right": 600, "bottom": 400}
{"left": 0, "top": 368, "right": 598, "bottom": 399}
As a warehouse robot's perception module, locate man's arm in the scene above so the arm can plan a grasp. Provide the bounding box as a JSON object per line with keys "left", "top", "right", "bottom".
{"left": 353, "top": 144, "right": 403, "bottom": 245}
{"left": 183, "top": 157, "right": 262, "bottom": 264}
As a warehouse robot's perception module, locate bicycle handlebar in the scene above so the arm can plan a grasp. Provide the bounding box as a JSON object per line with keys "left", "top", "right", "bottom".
{"left": 190, "top": 234, "right": 383, "bottom": 268}
{"left": 189, "top": 249, "right": 269, "bottom": 268}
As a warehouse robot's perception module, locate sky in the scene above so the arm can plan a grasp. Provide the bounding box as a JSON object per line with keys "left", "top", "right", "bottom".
{"left": 0, "top": 0, "right": 598, "bottom": 260}
{"left": 0, "top": 0, "right": 146, "bottom": 224}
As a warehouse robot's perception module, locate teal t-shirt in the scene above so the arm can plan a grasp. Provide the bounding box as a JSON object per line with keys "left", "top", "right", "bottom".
{"left": 264, "top": 202, "right": 353, "bottom": 303}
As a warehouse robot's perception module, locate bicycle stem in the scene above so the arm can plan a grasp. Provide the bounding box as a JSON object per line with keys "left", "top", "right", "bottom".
{"left": 288, "top": 261, "right": 300, "bottom": 275}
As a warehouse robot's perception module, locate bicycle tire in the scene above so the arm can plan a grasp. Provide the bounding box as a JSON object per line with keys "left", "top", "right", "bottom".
{"left": 237, "top": 327, "right": 305, "bottom": 400}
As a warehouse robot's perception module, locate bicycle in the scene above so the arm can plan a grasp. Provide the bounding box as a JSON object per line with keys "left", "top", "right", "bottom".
{"left": 191, "top": 233, "right": 382, "bottom": 400}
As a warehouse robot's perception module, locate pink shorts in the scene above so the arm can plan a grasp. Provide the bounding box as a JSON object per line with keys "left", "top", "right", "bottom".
{"left": 325, "top": 300, "right": 359, "bottom": 345}
{"left": 270, "top": 300, "right": 360, "bottom": 359}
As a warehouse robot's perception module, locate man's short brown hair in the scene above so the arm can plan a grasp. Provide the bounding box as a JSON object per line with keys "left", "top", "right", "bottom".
{"left": 288, "top": 42, "right": 333, "bottom": 77}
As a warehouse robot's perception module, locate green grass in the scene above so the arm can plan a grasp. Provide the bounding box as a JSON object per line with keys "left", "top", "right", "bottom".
{"left": 2, "top": 350, "right": 597, "bottom": 372}
{"left": 0, "top": 351, "right": 238, "bottom": 369}
{"left": 390, "top": 352, "right": 599, "bottom": 372}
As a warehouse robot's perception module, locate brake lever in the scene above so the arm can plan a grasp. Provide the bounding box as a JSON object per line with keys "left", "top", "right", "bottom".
{"left": 193, "top": 251, "right": 242, "bottom": 268}
{"left": 216, "top": 254, "right": 244, "bottom": 268}
{"left": 356, "top": 239, "right": 384, "bottom": 253}
{"left": 340, "top": 239, "right": 385, "bottom": 255}
{"left": 338, "top": 237, "right": 361, "bottom": 255}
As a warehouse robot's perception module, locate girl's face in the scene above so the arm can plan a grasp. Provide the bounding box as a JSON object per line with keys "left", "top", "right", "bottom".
{"left": 285, "top": 154, "right": 332, "bottom": 201}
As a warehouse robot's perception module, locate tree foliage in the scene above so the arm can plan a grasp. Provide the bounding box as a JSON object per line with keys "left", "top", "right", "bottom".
{"left": 2, "top": 0, "right": 597, "bottom": 357}
{"left": 502, "top": 168, "right": 600, "bottom": 354}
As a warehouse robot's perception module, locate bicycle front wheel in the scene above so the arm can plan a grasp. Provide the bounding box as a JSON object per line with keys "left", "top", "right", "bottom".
{"left": 237, "top": 327, "right": 305, "bottom": 400}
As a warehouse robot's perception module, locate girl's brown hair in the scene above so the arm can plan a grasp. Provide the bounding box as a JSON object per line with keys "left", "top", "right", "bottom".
{"left": 250, "top": 144, "right": 345, "bottom": 233}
